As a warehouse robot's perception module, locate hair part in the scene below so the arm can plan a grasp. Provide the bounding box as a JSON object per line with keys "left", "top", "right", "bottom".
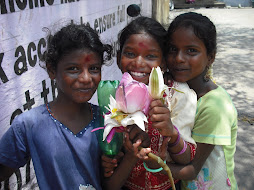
{"left": 167, "top": 12, "right": 217, "bottom": 56}
{"left": 41, "top": 23, "right": 112, "bottom": 70}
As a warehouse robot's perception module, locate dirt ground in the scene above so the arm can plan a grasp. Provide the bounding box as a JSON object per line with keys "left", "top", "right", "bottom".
{"left": 168, "top": 7, "right": 254, "bottom": 190}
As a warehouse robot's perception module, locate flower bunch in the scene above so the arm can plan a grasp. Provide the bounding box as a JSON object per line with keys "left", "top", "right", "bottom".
{"left": 100, "top": 67, "right": 175, "bottom": 189}
{"left": 103, "top": 72, "right": 151, "bottom": 143}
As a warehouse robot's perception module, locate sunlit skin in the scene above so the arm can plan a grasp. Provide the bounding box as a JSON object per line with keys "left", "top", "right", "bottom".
{"left": 118, "top": 33, "right": 164, "bottom": 85}
{"left": 167, "top": 27, "right": 213, "bottom": 85}
{"left": 53, "top": 49, "right": 102, "bottom": 104}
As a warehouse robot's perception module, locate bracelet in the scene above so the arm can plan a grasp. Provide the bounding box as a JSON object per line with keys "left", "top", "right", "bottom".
{"left": 143, "top": 160, "right": 166, "bottom": 173}
{"left": 171, "top": 139, "right": 187, "bottom": 156}
{"left": 168, "top": 125, "right": 180, "bottom": 147}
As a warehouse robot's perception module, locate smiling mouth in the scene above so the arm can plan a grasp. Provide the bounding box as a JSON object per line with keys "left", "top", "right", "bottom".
{"left": 174, "top": 68, "right": 189, "bottom": 72}
{"left": 77, "top": 88, "right": 92, "bottom": 92}
{"left": 130, "top": 71, "right": 147, "bottom": 77}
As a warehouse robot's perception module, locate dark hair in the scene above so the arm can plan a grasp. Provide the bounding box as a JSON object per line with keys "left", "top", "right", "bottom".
{"left": 167, "top": 12, "right": 217, "bottom": 56}
{"left": 118, "top": 16, "right": 168, "bottom": 57}
{"left": 41, "top": 23, "right": 112, "bottom": 70}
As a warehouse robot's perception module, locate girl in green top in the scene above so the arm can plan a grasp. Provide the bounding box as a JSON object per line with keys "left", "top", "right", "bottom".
{"left": 164, "top": 12, "right": 238, "bottom": 189}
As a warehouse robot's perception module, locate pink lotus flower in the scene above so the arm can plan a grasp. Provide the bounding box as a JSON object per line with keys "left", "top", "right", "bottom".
{"left": 116, "top": 72, "right": 151, "bottom": 115}
{"left": 103, "top": 73, "right": 151, "bottom": 142}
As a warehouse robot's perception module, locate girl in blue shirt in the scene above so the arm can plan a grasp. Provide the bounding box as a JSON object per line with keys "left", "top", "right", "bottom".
{"left": 0, "top": 23, "right": 112, "bottom": 190}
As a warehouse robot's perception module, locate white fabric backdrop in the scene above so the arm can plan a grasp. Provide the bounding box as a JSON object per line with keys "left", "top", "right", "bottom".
{"left": 0, "top": 0, "right": 152, "bottom": 189}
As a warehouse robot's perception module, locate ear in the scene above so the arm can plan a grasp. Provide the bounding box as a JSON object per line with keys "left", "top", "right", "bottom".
{"left": 116, "top": 51, "right": 122, "bottom": 70}
{"left": 207, "top": 52, "right": 216, "bottom": 67}
{"left": 46, "top": 63, "right": 56, "bottom": 80}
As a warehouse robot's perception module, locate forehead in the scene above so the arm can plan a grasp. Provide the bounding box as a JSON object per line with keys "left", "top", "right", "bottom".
{"left": 124, "top": 33, "right": 161, "bottom": 50}
{"left": 171, "top": 27, "right": 205, "bottom": 47}
{"left": 58, "top": 49, "right": 101, "bottom": 65}
{"left": 63, "top": 49, "right": 100, "bottom": 59}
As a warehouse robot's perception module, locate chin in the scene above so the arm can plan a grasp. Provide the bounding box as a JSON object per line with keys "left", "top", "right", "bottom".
{"left": 172, "top": 77, "right": 187, "bottom": 83}
{"left": 132, "top": 76, "right": 149, "bottom": 85}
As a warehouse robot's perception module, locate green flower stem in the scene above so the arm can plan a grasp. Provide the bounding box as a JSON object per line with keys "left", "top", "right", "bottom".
{"left": 138, "top": 147, "right": 176, "bottom": 190}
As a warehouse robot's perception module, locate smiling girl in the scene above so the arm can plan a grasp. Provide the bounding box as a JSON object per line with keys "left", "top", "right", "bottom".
{"left": 0, "top": 23, "right": 112, "bottom": 190}
{"left": 103, "top": 16, "right": 197, "bottom": 190}
{"left": 166, "top": 12, "right": 238, "bottom": 190}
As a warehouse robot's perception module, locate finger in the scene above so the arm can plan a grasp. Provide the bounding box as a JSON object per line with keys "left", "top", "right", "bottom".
{"left": 137, "top": 148, "right": 151, "bottom": 160}
{"left": 128, "top": 126, "right": 148, "bottom": 146}
{"left": 103, "top": 166, "right": 116, "bottom": 173}
{"left": 133, "top": 139, "right": 142, "bottom": 149}
{"left": 101, "top": 160, "right": 117, "bottom": 168}
{"left": 115, "top": 151, "right": 124, "bottom": 163}
{"left": 128, "top": 125, "right": 143, "bottom": 141}
{"left": 149, "top": 107, "right": 170, "bottom": 119}
{"left": 101, "top": 154, "right": 117, "bottom": 163}
{"left": 149, "top": 100, "right": 164, "bottom": 110}
{"left": 123, "top": 132, "right": 133, "bottom": 152}
{"left": 104, "top": 171, "right": 114, "bottom": 178}
{"left": 149, "top": 113, "right": 168, "bottom": 123}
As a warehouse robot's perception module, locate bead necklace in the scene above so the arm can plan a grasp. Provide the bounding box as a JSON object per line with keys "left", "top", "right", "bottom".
{"left": 46, "top": 103, "right": 94, "bottom": 137}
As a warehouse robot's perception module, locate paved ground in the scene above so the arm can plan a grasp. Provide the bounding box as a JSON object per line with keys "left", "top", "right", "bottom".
{"left": 167, "top": 8, "right": 254, "bottom": 190}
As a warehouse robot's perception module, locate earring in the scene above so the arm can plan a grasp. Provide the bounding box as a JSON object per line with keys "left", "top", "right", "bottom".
{"left": 203, "top": 66, "right": 211, "bottom": 82}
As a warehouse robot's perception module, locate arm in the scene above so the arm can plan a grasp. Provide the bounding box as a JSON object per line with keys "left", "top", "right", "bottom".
{"left": 149, "top": 99, "right": 191, "bottom": 164}
{"left": 102, "top": 150, "right": 138, "bottom": 190}
{"left": 102, "top": 125, "right": 150, "bottom": 190}
{"left": 0, "top": 164, "right": 16, "bottom": 182}
{"left": 165, "top": 143, "right": 214, "bottom": 180}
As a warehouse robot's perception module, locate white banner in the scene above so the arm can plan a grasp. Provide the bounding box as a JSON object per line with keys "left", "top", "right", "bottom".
{"left": 0, "top": 0, "right": 152, "bottom": 189}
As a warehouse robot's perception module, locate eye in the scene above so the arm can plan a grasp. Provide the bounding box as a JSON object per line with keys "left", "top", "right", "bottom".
{"left": 123, "top": 51, "right": 135, "bottom": 58}
{"left": 168, "top": 46, "right": 177, "bottom": 53}
{"left": 187, "top": 48, "right": 198, "bottom": 55}
{"left": 146, "top": 54, "right": 158, "bottom": 59}
{"left": 90, "top": 66, "right": 101, "bottom": 73}
{"left": 67, "top": 66, "right": 79, "bottom": 72}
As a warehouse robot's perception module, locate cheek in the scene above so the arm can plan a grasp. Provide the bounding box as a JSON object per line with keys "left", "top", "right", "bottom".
{"left": 93, "top": 74, "right": 101, "bottom": 87}
{"left": 119, "top": 59, "right": 129, "bottom": 72}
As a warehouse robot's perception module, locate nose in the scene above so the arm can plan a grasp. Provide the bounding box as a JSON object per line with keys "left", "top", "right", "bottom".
{"left": 134, "top": 56, "right": 145, "bottom": 67}
{"left": 78, "top": 69, "right": 92, "bottom": 83}
{"left": 175, "top": 51, "right": 185, "bottom": 63}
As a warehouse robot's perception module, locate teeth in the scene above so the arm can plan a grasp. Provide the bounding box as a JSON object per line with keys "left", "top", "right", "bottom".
{"left": 130, "top": 71, "right": 146, "bottom": 77}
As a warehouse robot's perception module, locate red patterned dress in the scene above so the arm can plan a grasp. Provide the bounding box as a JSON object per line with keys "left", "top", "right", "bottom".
{"left": 124, "top": 82, "right": 197, "bottom": 190}
{"left": 124, "top": 122, "right": 196, "bottom": 190}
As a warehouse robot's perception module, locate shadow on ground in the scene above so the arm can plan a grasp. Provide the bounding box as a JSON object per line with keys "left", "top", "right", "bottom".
{"left": 214, "top": 24, "right": 254, "bottom": 190}
{"left": 215, "top": 25, "right": 254, "bottom": 117}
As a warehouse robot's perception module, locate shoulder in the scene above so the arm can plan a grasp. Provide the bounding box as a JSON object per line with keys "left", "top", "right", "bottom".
{"left": 12, "top": 104, "right": 47, "bottom": 127}
{"left": 198, "top": 86, "right": 237, "bottom": 116}
{"left": 195, "top": 86, "right": 237, "bottom": 131}
{"left": 168, "top": 81, "right": 197, "bottom": 109}
{"left": 172, "top": 81, "right": 197, "bottom": 99}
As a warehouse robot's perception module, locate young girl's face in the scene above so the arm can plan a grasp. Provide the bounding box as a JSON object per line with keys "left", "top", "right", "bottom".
{"left": 118, "top": 33, "right": 164, "bottom": 85}
{"left": 167, "top": 27, "right": 211, "bottom": 83}
{"left": 51, "top": 49, "right": 102, "bottom": 103}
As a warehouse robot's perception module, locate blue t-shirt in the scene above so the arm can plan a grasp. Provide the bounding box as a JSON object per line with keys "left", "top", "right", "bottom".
{"left": 0, "top": 104, "right": 102, "bottom": 190}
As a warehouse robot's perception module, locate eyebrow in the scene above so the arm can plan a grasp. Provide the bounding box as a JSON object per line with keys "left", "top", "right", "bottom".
{"left": 123, "top": 46, "right": 161, "bottom": 53}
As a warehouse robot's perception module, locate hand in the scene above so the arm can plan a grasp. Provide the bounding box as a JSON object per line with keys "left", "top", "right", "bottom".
{"left": 126, "top": 124, "right": 150, "bottom": 148}
{"left": 149, "top": 99, "right": 174, "bottom": 137}
{"left": 139, "top": 137, "right": 169, "bottom": 161}
{"left": 101, "top": 152, "right": 124, "bottom": 178}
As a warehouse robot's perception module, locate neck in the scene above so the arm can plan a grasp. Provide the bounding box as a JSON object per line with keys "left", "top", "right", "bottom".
{"left": 50, "top": 96, "right": 90, "bottom": 119}
{"left": 187, "top": 73, "right": 217, "bottom": 99}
